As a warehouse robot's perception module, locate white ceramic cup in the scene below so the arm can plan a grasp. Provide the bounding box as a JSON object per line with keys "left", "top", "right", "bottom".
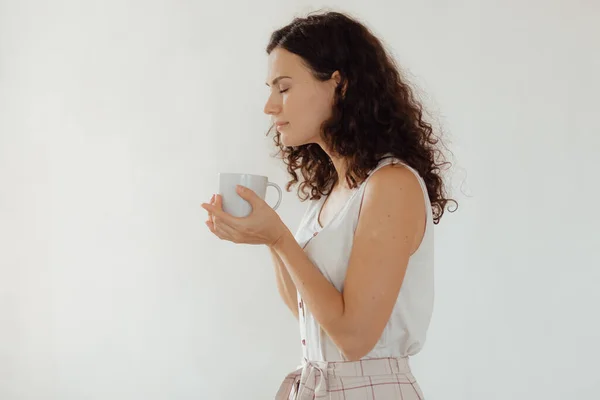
{"left": 218, "top": 173, "right": 282, "bottom": 217}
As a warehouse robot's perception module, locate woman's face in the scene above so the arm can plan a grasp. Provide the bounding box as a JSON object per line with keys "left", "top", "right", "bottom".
{"left": 264, "top": 48, "right": 339, "bottom": 147}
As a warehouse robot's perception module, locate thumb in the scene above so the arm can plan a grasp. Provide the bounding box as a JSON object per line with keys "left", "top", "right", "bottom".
{"left": 236, "top": 185, "right": 260, "bottom": 205}
{"left": 214, "top": 193, "right": 224, "bottom": 210}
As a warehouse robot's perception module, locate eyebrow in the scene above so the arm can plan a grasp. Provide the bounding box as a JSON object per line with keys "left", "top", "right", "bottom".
{"left": 265, "top": 75, "right": 292, "bottom": 87}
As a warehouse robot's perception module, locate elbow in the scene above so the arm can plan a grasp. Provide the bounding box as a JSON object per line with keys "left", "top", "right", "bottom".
{"left": 331, "top": 313, "right": 382, "bottom": 361}
{"left": 337, "top": 333, "right": 377, "bottom": 362}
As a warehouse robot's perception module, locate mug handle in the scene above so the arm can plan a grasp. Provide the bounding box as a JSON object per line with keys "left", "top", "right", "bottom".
{"left": 267, "top": 182, "right": 282, "bottom": 210}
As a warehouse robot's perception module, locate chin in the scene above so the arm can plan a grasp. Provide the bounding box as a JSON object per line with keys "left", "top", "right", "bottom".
{"left": 280, "top": 132, "right": 312, "bottom": 148}
{"left": 280, "top": 134, "right": 299, "bottom": 147}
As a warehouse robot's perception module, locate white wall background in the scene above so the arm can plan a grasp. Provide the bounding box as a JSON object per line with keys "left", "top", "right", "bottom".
{"left": 1, "top": 0, "right": 598, "bottom": 399}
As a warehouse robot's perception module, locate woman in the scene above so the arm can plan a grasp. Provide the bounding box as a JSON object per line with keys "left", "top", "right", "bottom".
{"left": 201, "top": 10, "right": 456, "bottom": 399}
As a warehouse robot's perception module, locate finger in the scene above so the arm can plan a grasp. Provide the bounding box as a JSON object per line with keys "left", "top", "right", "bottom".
{"left": 206, "top": 206, "right": 215, "bottom": 224}
{"left": 207, "top": 216, "right": 235, "bottom": 241}
{"left": 206, "top": 219, "right": 227, "bottom": 239}
{"left": 213, "top": 219, "right": 239, "bottom": 243}
{"left": 209, "top": 194, "right": 217, "bottom": 224}
{"left": 205, "top": 201, "right": 237, "bottom": 240}
{"left": 205, "top": 220, "right": 215, "bottom": 233}
{"left": 201, "top": 202, "right": 240, "bottom": 226}
{"left": 235, "top": 185, "right": 260, "bottom": 207}
{"left": 205, "top": 194, "right": 215, "bottom": 215}
{"left": 213, "top": 194, "right": 223, "bottom": 224}
{"left": 214, "top": 194, "right": 223, "bottom": 210}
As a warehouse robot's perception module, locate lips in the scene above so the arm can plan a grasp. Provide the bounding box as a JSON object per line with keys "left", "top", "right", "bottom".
{"left": 275, "top": 122, "right": 289, "bottom": 131}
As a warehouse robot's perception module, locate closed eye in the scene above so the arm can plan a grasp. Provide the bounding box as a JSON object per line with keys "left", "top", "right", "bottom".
{"left": 279, "top": 89, "right": 289, "bottom": 94}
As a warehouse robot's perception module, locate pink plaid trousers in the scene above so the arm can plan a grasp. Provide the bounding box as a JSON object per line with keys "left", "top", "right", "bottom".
{"left": 275, "top": 356, "right": 425, "bottom": 399}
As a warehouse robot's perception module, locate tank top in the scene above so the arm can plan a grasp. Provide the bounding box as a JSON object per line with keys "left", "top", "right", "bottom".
{"left": 293, "top": 155, "right": 435, "bottom": 362}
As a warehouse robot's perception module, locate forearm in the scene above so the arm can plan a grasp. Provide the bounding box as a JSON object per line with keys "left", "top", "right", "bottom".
{"left": 270, "top": 230, "right": 358, "bottom": 357}
{"left": 269, "top": 247, "right": 299, "bottom": 319}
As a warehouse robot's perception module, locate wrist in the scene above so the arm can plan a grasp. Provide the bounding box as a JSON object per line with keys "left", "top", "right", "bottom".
{"left": 269, "top": 224, "right": 293, "bottom": 252}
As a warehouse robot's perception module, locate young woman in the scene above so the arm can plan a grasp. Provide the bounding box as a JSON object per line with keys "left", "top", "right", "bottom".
{"left": 202, "top": 10, "right": 456, "bottom": 399}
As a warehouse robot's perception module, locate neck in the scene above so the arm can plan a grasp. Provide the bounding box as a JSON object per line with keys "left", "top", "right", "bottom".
{"left": 320, "top": 147, "right": 349, "bottom": 190}
{"left": 331, "top": 158, "right": 348, "bottom": 189}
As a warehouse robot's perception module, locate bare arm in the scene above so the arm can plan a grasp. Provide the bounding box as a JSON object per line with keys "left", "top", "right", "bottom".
{"left": 270, "top": 165, "right": 426, "bottom": 360}
{"left": 269, "top": 247, "right": 299, "bottom": 320}
{"left": 206, "top": 192, "right": 299, "bottom": 319}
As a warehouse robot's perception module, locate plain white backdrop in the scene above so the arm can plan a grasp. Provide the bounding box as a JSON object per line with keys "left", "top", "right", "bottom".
{"left": 1, "top": 0, "right": 599, "bottom": 399}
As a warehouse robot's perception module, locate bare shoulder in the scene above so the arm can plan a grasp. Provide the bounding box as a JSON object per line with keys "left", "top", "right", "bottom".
{"left": 362, "top": 163, "right": 425, "bottom": 205}
{"left": 358, "top": 163, "right": 426, "bottom": 252}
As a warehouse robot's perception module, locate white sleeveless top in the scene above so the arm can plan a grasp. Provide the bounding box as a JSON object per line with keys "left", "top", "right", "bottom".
{"left": 293, "top": 155, "right": 434, "bottom": 362}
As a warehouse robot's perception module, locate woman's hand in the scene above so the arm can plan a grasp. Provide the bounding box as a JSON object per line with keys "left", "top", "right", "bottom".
{"left": 201, "top": 185, "right": 289, "bottom": 247}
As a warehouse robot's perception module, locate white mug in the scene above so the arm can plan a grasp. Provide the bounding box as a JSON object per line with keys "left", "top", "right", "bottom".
{"left": 218, "top": 173, "right": 282, "bottom": 217}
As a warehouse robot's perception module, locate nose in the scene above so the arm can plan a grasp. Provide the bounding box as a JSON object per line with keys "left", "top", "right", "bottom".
{"left": 263, "top": 93, "right": 282, "bottom": 116}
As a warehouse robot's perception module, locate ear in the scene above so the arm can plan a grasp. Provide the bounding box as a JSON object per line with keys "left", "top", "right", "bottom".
{"left": 331, "top": 71, "right": 347, "bottom": 97}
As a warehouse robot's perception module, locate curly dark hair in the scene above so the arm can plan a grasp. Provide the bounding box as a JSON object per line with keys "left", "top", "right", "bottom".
{"left": 266, "top": 10, "right": 457, "bottom": 224}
